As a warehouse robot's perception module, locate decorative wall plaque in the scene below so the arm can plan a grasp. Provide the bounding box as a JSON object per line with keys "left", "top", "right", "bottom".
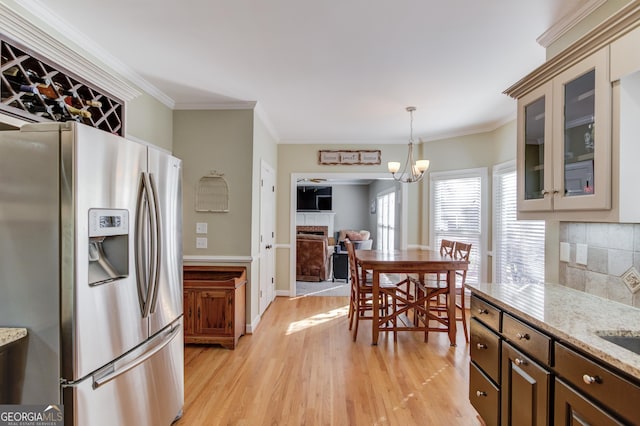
{"left": 318, "top": 150, "right": 381, "bottom": 165}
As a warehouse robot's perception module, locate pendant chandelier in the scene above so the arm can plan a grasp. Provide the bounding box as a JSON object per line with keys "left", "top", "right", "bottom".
{"left": 388, "top": 106, "right": 430, "bottom": 183}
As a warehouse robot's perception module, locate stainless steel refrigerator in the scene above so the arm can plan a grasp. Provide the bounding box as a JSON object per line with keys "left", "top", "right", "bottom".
{"left": 0, "top": 122, "right": 184, "bottom": 425}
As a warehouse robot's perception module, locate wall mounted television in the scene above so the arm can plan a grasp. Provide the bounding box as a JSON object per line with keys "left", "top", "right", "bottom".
{"left": 297, "top": 186, "right": 332, "bottom": 211}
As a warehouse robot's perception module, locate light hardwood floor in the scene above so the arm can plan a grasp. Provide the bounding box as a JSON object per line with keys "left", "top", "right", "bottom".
{"left": 177, "top": 295, "right": 481, "bottom": 425}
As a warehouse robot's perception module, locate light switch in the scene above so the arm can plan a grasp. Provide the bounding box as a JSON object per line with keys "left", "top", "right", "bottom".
{"left": 560, "top": 242, "right": 570, "bottom": 263}
{"left": 196, "top": 237, "right": 208, "bottom": 249}
{"left": 576, "top": 243, "right": 588, "bottom": 265}
{"left": 196, "top": 222, "right": 208, "bottom": 234}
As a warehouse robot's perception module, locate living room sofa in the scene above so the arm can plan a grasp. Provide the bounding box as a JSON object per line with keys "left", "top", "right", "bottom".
{"left": 337, "top": 229, "right": 373, "bottom": 250}
{"left": 296, "top": 234, "right": 332, "bottom": 282}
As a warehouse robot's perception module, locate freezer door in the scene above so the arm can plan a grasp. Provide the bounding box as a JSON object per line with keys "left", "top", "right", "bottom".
{"left": 147, "top": 148, "right": 183, "bottom": 336}
{"left": 63, "top": 320, "right": 184, "bottom": 426}
{"left": 0, "top": 128, "right": 61, "bottom": 403}
{"left": 66, "top": 124, "right": 149, "bottom": 380}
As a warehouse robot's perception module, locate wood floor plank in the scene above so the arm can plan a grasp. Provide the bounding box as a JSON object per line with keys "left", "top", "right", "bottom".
{"left": 177, "top": 296, "right": 480, "bottom": 425}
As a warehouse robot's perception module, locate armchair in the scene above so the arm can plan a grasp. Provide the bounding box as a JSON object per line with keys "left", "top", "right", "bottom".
{"left": 296, "top": 234, "right": 332, "bottom": 281}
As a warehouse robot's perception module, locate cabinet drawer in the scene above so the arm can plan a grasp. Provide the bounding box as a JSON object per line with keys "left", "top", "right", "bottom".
{"left": 470, "top": 295, "right": 501, "bottom": 332}
{"left": 502, "top": 314, "right": 550, "bottom": 365}
{"left": 469, "top": 362, "right": 500, "bottom": 426}
{"left": 555, "top": 342, "right": 640, "bottom": 425}
{"left": 470, "top": 318, "right": 501, "bottom": 384}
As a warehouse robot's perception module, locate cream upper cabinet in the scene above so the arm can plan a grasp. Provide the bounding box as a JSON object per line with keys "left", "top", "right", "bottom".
{"left": 517, "top": 47, "right": 611, "bottom": 214}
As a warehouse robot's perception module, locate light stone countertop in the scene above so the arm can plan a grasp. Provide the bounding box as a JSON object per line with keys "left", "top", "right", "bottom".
{"left": 0, "top": 328, "right": 27, "bottom": 348}
{"left": 466, "top": 282, "right": 640, "bottom": 381}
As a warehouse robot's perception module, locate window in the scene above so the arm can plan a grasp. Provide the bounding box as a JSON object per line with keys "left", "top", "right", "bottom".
{"left": 430, "top": 168, "right": 487, "bottom": 284}
{"left": 493, "top": 162, "right": 545, "bottom": 284}
{"left": 376, "top": 191, "right": 395, "bottom": 251}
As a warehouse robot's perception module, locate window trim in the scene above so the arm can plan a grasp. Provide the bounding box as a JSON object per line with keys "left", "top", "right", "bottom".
{"left": 429, "top": 167, "right": 488, "bottom": 283}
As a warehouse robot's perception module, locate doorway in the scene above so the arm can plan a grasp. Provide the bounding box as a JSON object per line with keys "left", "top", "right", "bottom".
{"left": 289, "top": 172, "right": 408, "bottom": 297}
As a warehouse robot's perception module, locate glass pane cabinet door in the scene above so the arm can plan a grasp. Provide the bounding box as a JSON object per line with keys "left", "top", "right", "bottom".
{"left": 518, "top": 81, "right": 553, "bottom": 212}
{"left": 524, "top": 96, "right": 546, "bottom": 200}
{"left": 563, "top": 70, "right": 595, "bottom": 197}
{"left": 552, "top": 46, "right": 610, "bottom": 212}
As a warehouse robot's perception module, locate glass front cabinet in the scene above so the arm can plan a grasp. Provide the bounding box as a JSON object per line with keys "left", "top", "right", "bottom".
{"left": 517, "top": 47, "right": 611, "bottom": 213}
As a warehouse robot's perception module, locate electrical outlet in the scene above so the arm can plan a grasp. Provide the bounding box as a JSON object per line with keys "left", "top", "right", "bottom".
{"left": 196, "top": 237, "right": 208, "bottom": 249}
{"left": 576, "top": 243, "right": 588, "bottom": 265}
{"left": 196, "top": 222, "right": 208, "bottom": 234}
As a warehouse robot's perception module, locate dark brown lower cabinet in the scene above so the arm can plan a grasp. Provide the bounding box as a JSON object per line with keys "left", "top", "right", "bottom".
{"left": 554, "top": 379, "right": 624, "bottom": 426}
{"left": 501, "top": 341, "right": 550, "bottom": 426}
{"left": 469, "top": 362, "right": 500, "bottom": 426}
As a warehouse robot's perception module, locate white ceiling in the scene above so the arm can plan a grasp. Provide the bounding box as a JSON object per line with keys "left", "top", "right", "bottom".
{"left": 28, "top": 0, "right": 589, "bottom": 144}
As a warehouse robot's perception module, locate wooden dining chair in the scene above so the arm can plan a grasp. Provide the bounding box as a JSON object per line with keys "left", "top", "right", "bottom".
{"left": 345, "top": 240, "right": 397, "bottom": 342}
{"left": 424, "top": 241, "right": 471, "bottom": 343}
{"left": 451, "top": 241, "right": 471, "bottom": 342}
{"left": 413, "top": 240, "right": 471, "bottom": 343}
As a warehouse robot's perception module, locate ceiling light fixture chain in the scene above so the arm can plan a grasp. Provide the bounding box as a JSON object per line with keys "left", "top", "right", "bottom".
{"left": 388, "top": 106, "right": 430, "bottom": 183}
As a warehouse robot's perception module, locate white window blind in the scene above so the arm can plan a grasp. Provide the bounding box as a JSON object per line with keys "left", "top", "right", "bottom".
{"left": 376, "top": 191, "right": 395, "bottom": 251}
{"left": 494, "top": 166, "right": 545, "bottom": 284}
{"left": 432, "top": 174, "right": 482, "bottom": 285}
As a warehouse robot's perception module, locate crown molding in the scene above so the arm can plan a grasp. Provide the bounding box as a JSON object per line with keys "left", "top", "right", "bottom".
{"left": 0, "top": 1, "right": 139, "bottom": 102}
{"left": 537, "top": 0, "right": 608, "bottom": 48}
{"left": 505, "top": 0, "right": 640, "bottom": 99}
{"left": 174, "top": 101, "right": 257, "bottom": 110}
{"left": 1, "top": 0, "right": 177, "bottom": 108}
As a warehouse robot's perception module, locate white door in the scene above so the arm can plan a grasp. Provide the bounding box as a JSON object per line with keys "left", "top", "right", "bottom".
{"left": 259, "top": 161, "right": 276, "bottom": 315}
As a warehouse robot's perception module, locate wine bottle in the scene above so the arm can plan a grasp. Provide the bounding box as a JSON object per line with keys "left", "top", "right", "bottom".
{"left": 65, "top": 104, "right": 91, "bottom": 119}
{"left": 2, "top": 67, "right": 51, "bottom": 85}
{"left": 61, "top": 93, "right": 102, "bottom": 108}
{"left": 2, "top": 65, "right": 20, "bottom": 78}
{"left": 84, "top": 99, "right": 102, "bottom": 108}
{"left": 5, "top": 80, "right": 40, "bottom": 95}
{"left": 35, "top": 83, "right": 61, "bottom": 100}
{"left": 25, "top": 69, "right": 50, "bottom": 85}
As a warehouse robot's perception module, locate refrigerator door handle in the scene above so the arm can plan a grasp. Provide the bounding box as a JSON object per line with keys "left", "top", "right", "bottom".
{"left": 92, "top": 324, "right": 180, "bottom": 389}
{"left": 135, "top": 172, "right": 149, "bottom": 317}
{"left": 136, "top": 172, "right": 157, "bottom": 319}
{"left": 148, "top": 173, "right": 161, "bottom": 314}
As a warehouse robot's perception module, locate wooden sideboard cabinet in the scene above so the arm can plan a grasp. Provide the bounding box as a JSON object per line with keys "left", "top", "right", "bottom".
{"left": 183, "top": 265, "right": 247, "bottom": 349}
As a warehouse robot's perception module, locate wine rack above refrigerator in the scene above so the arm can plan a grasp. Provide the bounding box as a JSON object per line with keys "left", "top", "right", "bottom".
{"left": 0, "top": 36, "right": 124, "bottom": 136}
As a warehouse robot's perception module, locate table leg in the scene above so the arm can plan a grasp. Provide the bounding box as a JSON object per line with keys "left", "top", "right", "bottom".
{"left": 372, "top": 271, "right": 380, "bottom": 345}
{"left": 447, "top": 270, "right": 457, "bottom": 346}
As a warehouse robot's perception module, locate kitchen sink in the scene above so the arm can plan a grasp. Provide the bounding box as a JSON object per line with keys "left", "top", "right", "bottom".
{"left": 595, "top": 331, "right": 640, "bottom": 355}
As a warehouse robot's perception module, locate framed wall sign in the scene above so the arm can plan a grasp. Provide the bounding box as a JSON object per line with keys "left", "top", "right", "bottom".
{"left": 318, "top": 150, "right": 381, "bottom": 165}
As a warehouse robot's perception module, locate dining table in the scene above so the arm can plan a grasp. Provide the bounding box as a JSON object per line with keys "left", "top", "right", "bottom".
{"left": 355, "top": 248, "right": 469, "bottom": 346}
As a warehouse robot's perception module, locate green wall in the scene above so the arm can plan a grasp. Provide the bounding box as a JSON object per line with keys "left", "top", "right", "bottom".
{"left": 173, "top": 109, "right": 254, "bottom": 257}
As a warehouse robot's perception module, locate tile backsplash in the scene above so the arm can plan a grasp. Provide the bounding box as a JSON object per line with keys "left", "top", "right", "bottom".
{"left": 559, "top": 222, "right": 640, "bottom": 308}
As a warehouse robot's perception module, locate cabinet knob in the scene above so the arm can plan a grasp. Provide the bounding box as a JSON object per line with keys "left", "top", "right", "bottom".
{"left": 541, "top": 190, "right": 549, "bottom": 196}
{"left": 476, "top": 343, "right": 487, "bottom": 350}
{"left": 477, "top": 309, "right": 488, "bottom": 315}
{"left": 582, "top": 374, "right": 600, "bottom": 385}
{"left": 476, "top": 391, "right": 487, "bottom": 397}
{"left": 516, "top": 332, "right": 530, "bottom": 340}
{"left": 514, "top": 358, "right": 527, "bottom": 366}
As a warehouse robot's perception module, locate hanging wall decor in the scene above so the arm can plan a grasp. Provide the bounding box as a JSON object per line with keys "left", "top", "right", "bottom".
{"left": 196, "top": 171, "right": 229, "bottom": 212}
{"left": 318, "top": 150, "right": 381, "bottom": 165}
